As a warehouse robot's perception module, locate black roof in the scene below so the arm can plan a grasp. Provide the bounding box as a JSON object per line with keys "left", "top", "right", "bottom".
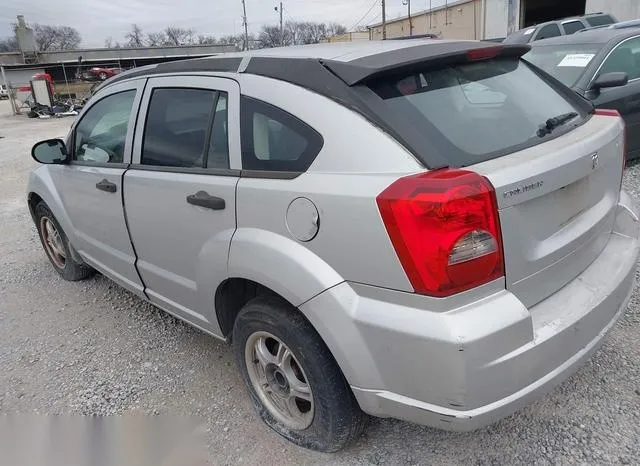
{"left": 105, "top": 40, "right": 530, "bottom": 88}
{"left": 530, "top": 28, "right": 640, "bottom": 46}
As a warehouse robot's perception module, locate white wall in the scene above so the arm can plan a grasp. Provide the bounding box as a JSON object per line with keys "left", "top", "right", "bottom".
{"left": 586, "top": 0, "right": 640, "bottom": 22}
{"left": 484, "top": 0, "right": 509, "bottom": 39}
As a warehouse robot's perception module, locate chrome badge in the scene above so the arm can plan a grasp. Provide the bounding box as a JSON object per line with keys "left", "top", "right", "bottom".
{"left": 592, "top": 153, "right": 599, "bottom": 170}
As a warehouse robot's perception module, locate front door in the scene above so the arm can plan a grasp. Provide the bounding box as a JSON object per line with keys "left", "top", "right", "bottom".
{"left": 52, "top": 80, "right": 145, "bottom": 295}
{"left": 123, "top": 76, "right": 240, "bottom": 331}
{"left": 590, "top": 35, "right": 640, "bottom": 160}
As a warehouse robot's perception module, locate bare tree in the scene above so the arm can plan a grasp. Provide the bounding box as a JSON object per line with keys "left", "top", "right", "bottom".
{"left": 146, "top": 31, "right": 167, "bottom": 47}
{"left": 0, "top": 36, "right": 18, "bottom": 52}
{"left": 258, "top": 25, "right": 285, "bottom": 48}
{"left": 104, "top": 36, "right": 114, "bottom": 48}
{"left": 258, "top": 21, "right": 347, "bottom": 48}
{"left": 164, "top": 27, "right": 195, "bottom": 46}
{"left": 219, "top": 34, "right": 254, "bottom": 50}
{"left": 125, "top": 24, "right": 145, "bottom": 48}
{"left": 33, "top": 24, "right": 81, "bottom": 51}
{"left": 197, "top": 34, "right": 217, "bottom": 45}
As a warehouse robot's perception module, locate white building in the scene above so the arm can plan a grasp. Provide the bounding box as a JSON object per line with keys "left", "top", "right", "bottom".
{"left": 369, "top": 0, "right": 640, "bottom": 41}
{"left": 484, "top": 0, "right": 640, "bottom": 39}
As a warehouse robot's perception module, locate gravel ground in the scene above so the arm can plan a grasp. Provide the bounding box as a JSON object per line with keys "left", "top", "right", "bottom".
{"left": 1, "top": 99, "right": 639, "bottom": 465}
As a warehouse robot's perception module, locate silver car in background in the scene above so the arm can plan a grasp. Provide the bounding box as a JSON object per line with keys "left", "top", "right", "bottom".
{"left": 27, "top": 40, "right": 639, "bottom": 452}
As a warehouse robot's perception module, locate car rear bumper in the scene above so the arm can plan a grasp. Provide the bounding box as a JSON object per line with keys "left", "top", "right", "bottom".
{"left": 300, "top": 190, "right": 639, "bottom": 431}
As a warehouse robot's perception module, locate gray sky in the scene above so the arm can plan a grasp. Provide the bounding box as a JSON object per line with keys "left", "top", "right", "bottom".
{"left": 0, "top": 0, "right": 447, "bottom": 48}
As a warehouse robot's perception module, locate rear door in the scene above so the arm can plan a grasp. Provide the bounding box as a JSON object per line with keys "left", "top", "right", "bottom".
{"left": 124, "top": 76, "right": 240, "bottom": 330}
{"left": 589, "top": 35, "right": 640, "bottom": 159}
{"left": 52, "top": 79, "right": 145, "bottom": 295}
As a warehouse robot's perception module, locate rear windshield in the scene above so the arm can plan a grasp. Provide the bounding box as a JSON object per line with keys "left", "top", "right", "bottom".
{"left": 586, "top": 15, "right": 615, "bottom": 27}
{"left": 523, "top": 44, "right": 602, "bottom": 86}
{"left": 369, "top": 58, "right": 585, "bottom": 167}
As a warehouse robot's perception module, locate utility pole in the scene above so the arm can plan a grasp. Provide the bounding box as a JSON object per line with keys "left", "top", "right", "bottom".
{"left": 241, "top": 0, "right": 249, "bottom": 50}
{"left": 382, "top": 0, "right": 386, "bottom": 40}
{"left": 403, "top": 0, "right": 412, "bottom": 36}
{"left": 274, "top": 2, "right": 284, "bottom": 46}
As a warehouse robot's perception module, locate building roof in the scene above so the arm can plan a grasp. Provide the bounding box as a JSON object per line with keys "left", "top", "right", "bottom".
{"left": 367, "top": 0, "right": 471, "bottom": 28}
{"left": 531, "top": 28, "right": 640, "bottom": 46}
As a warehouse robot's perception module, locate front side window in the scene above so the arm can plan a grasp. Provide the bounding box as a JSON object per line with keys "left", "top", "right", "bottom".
{"left": 141, "top": 88, "right": 229, "bottom": 168}
{"left": 597, "top": 37, "right": 640, "bottom": 81}
{"left": 74, "top": 90, "right": 135, "bottom": 164}
{"left": 369, "top": 58, "right": 585, "bottom": 167}
{"left": 535, "top": 24, "right": 562, "bottom": 41}
{"left": 240, "top": 97, "right": 323, "bottom": 172}
{"left": 524, "top": 44, "right": 602, "bottom": 87}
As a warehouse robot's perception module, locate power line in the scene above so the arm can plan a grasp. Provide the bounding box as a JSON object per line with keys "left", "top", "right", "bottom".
{"left": 349, "top": 0, "right": 379, "bottom": 31}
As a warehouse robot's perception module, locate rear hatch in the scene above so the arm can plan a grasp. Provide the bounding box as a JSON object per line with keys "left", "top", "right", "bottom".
{"left": 363, "top": 48, "right": 625, "bottom": 306}
{"left": 472, "top": 114, "right": 623, "bottom": 307}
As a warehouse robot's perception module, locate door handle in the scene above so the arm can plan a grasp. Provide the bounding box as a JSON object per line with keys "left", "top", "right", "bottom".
{"left": 96, "top": 179, "right": 117, "bottom": 193}
{"left": 186, "top": 191, "right": 226, "bottom": 210}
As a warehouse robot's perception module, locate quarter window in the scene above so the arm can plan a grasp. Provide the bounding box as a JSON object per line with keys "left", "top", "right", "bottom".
{"left": 535, "top": 24, "right": 562, "bottom": 41}
{"left": 74, "top": 90, "right": 135, "bottom": 164}
{"left": 240, "top": 97, "right": 323, "bottom": 172}
{"left": 141, "top": 88, "right": 229, "bottom": 168}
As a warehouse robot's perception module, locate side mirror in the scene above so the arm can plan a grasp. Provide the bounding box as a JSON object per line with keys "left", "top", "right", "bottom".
{"left": 591, "top": 72, "right": 629, "bottom": 91}
{"left": 31, "top": 139, "right": 69, "bottom": 164}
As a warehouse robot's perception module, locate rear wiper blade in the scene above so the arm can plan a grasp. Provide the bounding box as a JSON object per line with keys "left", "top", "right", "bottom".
{"left": 537, "top": 112, "right": 579, "bottom": 137}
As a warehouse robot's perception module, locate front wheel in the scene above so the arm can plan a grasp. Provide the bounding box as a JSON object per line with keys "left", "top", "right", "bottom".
{"left": 233, "top": 297, "right": 366, "bottom": 452}
{"left": 34, "top": 201, "right": 95, "bottom": 281}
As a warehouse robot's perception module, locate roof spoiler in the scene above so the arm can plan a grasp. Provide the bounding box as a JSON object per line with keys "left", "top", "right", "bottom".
{"left": 321, "top": 42, "right": 530, "bottom": 86}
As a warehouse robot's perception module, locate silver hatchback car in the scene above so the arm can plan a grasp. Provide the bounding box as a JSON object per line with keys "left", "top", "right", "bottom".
{"left": 28, "top": 40, "right": 639, "bottom": 452}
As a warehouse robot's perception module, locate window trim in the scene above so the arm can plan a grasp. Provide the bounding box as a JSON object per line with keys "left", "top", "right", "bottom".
{"left": 70, "top": 80, "right": 145, "bottom": 165}
{"left": 131, "top": 75, "right": 242, "bottom": 170}
{"left": 589, "top": 34, "right": 640, "bottom": 87}
{"left": 240, "top": 95, "right": 324, "bottom": 173}
{"left": 139, "top": 86, "right": 225, "bottom": 169}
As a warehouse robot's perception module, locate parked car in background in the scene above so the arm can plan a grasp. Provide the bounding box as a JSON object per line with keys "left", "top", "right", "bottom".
{"left": 0, "top": 84, "right": 8, "bottom": 99}
{"left": 524, "top": 29, "right": 640, "bottom": 160}
{"left": 77, "top": 67, "right": 122, "bottom": 81}
{"left": 504, "top": 12, "right": 617, "bottom": 44}
{"left": 27, "top": 40, "right": 638, "bottom": 452}
{"left": 579, "top": 18, "right": 640, "bottom": 33}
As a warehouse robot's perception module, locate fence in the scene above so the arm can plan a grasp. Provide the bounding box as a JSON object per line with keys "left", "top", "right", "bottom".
{"left": 1, "top": 60, "right": 134, "bottom": 115}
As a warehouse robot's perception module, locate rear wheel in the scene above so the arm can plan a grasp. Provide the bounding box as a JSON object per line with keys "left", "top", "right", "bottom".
{"left": 99, "top": 72, "right": 108, "bottom": 80}
{"left": 34, "top": 202, "right": 95, "bottom": 281}
{"left": 233, "top": 296, "right": 366, "bottom": 452}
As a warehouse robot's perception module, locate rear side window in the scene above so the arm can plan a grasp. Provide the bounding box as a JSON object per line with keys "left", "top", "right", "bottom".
{"left": 141, "top": 88, "right": 229, "bottom": 168}
{"left": 586, "top": 15, "right": 615, "bottom": 27}
{"left": 240, "top": 96, "right": 323, "bottom": 172}
{"left": 562, "top": 21, "right": 585, "bottom": 35}
{"left": 535, "top": 24, "right": 562, "bottom": 40}
{"left": 369, "top": 59, "right": 585, "bottom": 167}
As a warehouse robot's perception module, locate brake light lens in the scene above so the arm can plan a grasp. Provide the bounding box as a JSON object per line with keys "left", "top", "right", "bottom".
{"left": 467, "top": 46, "right": 503, "bottom": 61}
{"left": 377, "top": 169, "right": 504, "bottom": 297}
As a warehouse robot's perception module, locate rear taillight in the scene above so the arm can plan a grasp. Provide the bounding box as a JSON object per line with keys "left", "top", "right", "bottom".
{"left": 594, "top": 108, "right": 626, "bottom": 182}
{"left": 377, "top": 169, "right": 504, "bottom": 297}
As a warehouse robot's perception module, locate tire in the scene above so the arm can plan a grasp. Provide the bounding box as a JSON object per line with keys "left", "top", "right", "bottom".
{"left": 233, "top": 296, "right": 366, "bottom": 452}
{"left": 99, "top": 72, "right": 108, "bottom": 80}
{"left": 34, "top": 201, "right": 95, "bottom": 281}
